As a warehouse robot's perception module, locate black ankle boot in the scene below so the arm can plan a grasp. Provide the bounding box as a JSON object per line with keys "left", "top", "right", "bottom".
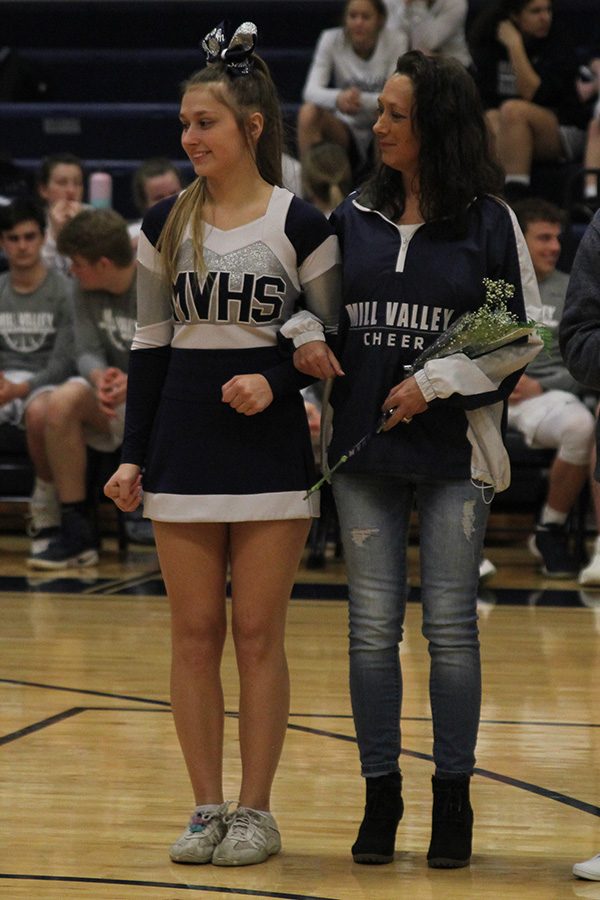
{"left": 352, "top": 772, "right": 403, "bottom": 864}
{"left": 427, "top": 775, "right": 473, "bottom": 869}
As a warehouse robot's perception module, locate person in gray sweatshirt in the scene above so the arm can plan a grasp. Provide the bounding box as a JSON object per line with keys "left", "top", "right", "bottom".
{"left": 27, "top": 208, "right": 137, "bottom": 570}
{"left": 558, "top": 208, "right": 600, "bottom": 882}
{"left": 0, "top": 197, "right": 75, "bottom": 558}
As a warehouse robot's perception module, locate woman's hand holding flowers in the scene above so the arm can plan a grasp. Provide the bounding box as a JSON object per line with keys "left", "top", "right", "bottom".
{"left": 380, "top": 375, "right": 428, "bottom": 431}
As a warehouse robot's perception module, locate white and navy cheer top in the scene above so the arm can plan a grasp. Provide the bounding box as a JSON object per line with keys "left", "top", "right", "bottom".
{"left": 121, "top": 185, "right": 341, "bottom": 522}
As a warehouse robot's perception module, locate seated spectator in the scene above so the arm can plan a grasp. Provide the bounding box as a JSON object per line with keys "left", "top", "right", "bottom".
{"left": 127, "top": 157, "right": 184, "bottom": 246}
{"left": 36, "top": 153, "right": 87, "bottom": 275}
{"left": 385, "top": 0, "right": 472, "bottom": 68}
{"left": 28, "top": 209, "right": 138, "bottom": 570}
{"left": 0, "top": 198, "right": 75, "bottom": 560}
{"left": 573, "top": 55, "right": 600, "bottom": 220}
{"left": 497, "top": 198, "right": 597, "bottom": 578}
{"left": 301, "top": 141, "right": 354, "bottom": 217}
{"left": 297, "top": 0, "right": 406, "bottom": 180}
{"left": 468, "top": 0, "right": 590, "bottom": 203}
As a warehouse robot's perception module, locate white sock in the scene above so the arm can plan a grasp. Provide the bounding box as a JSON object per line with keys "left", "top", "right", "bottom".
{"left": 32, "top": 477, "right": 56, "bottom": 500}
{"left": 540, "top": 505, "right": 567, "bottom": 527}
{"left": 584, "top": 182, "right": 598, "bottom": 200}
{"left": 505, "top": 174, "right": 530, "bottom": 186}
{"left": 30, "top": 478, "right": 60, "bottom": 529}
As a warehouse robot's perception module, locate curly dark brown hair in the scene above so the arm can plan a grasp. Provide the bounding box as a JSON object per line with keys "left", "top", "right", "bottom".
{"left": 359, "top": 50, "right": 504, "bottom": 231}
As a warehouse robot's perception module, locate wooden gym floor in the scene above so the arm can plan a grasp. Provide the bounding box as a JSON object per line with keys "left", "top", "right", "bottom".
{"left": 0, "top": 507, "right": 599, "bottom": 900}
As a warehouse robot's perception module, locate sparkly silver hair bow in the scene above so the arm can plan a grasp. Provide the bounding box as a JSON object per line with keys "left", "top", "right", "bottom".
{"left": 201, "top": 21, "right": 258, "bottom": 76}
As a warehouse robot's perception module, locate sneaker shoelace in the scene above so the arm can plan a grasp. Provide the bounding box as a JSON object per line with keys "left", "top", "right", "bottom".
{"left": 224, "top": 809, "right": 260, "bottom": 841}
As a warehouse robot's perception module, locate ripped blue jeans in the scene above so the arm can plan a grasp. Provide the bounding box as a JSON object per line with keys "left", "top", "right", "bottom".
{"left": 333, "top": 472, "right": 489, "bottom": 779}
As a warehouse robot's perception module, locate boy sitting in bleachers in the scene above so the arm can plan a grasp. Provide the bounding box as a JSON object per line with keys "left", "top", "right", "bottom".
{"left": 500, "top": 198, "right": 598, "bottom": 580}
{"left": 0, "top": 198, "right": 75, "bottom": 559}
{"left": 28, "top": 208, "right": 138, "bottom": 569}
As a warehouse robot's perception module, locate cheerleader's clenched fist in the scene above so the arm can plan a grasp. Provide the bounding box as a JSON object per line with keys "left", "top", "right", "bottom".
{"left": 104, "top": 464, "right": 142, "bottom": 512}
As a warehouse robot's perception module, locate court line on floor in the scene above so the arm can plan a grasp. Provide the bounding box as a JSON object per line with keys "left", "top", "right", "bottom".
{"left": 0, "top": 707, "right": 84, "bottom": 746}
{"left": 0, "top": 873, "right": 338, "bottom": 900}
{"left": 285, "top": 722, "right": 600, "bottom": 818}
{"left": 2, "top": 677, "right": 598, "bottom": 730}
{"left": 81, "top": 570, "right": 163, "bottom": 594}
{"left": 0, "top": 676, "right": 171, "bottom": 705}
{"left": 1, "top": 575, "right": 596, "bottom": 606}
{"left": 1, "top": 700, "right": 598, "bottom": 820}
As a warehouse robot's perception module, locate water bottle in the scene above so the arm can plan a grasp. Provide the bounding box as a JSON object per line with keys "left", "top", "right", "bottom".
{"left": 88, "top": 171, "right": 113, "bottom": 209}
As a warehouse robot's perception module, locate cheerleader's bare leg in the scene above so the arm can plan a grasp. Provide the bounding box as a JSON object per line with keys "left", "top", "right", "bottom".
{"left": 153, "top": 520, "right": 229, "bottom": 805}
{"left": 229, "top": 518, "right": 310, "bottom": 811}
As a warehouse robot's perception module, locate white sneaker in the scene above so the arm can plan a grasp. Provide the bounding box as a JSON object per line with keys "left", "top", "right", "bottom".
{"left": 212, "top": 806, "right": 281, "bottom": 867}
{"left": 579, "top": 537, "right": 600, "bottom": 586}
{"left": 169, "top": 802, "right": 229, "bottom": 864}
{"left": 479, "top": 557, "right": 497, "bottom": 580}
{"left": 573, "top": 852, "right": 600, "bottom": 881}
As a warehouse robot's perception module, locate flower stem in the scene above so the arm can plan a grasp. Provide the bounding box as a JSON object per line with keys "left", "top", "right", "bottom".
{"left": 303, "top": 454, "right": 349, "bottom": 499}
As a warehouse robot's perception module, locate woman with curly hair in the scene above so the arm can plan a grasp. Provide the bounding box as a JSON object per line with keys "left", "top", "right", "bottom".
{"left": 292, "top": 50, "right": 544, "bottom": 869}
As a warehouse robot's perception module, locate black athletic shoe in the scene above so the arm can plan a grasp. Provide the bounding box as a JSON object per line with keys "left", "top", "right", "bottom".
{"left": 528, "top": 523, "right": 578, "bottom": 578}
{"left": 28, "top": 510, "right": 99, "bottom": 570}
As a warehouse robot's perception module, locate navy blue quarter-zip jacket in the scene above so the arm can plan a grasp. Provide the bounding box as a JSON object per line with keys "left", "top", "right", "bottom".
{"left": 328, "top": 193, "right": 541, "bottom": 480}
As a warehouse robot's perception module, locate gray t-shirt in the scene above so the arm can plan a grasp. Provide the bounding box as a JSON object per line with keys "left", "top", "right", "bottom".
{"left": 0, "top": 267, "right": 75, "bottom": 390}
{"left": 74, "top": 270, "right": 137, "bottom": 380}
{"left": 527, "top": 268, "right": 583, "bottom": 394}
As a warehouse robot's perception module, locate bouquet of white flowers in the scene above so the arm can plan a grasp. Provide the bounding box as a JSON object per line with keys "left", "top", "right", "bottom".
{"left": 401, "top": 278, "right": 548, "bottom": 377}
{"left": 304, "top": 278, "right": 549, "bottom": 499}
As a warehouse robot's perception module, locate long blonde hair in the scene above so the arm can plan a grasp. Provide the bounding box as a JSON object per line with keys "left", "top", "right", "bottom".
{"left": 158, "top": 56, "right": 283, "bottom": 285}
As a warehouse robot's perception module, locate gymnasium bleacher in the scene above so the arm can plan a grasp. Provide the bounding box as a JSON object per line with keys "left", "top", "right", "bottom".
{"left": 1, "top": 0, "right": 596, "bottom": 219}
{"left": 0, "top": 0, "right": 344, "bottom": 217}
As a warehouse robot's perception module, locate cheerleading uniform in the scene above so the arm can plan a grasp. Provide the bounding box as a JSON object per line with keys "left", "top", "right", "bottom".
{"left": 120, "top": 185, "right": 341, "bottom": 522}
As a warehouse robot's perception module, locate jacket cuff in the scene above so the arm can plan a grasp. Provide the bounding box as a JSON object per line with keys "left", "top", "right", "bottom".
{"left": 414, "top": 369, "right": 437, "bottom": 403}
